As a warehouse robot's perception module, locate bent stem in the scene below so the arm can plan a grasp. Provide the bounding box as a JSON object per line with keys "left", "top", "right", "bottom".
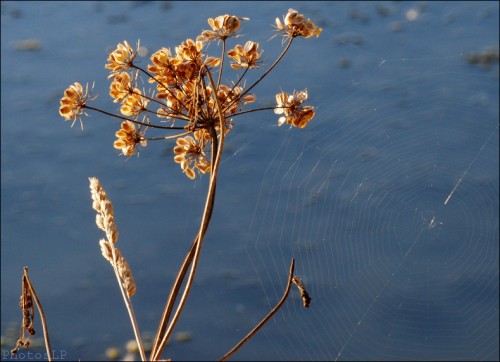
{"left": 150, "top": 234, "right": 197, "bottom": 359}
{"left": 23, "top": 267, "right": 53, "bottom": 362}
{"left": 151, "top": 67, "right": 226, "bottom": 361}
{"left": 220, "top": 258, "right": 296, "bottom": 361}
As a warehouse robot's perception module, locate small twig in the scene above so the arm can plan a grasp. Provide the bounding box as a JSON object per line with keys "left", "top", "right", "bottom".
{"left": 84, "top": 105, "right": 187, "bottom": 130}
{"left": 220, "top": 258, "right": 296, "bottom": 362}
{"left": 16, "top": 267, "right": 53, "bottom": 361}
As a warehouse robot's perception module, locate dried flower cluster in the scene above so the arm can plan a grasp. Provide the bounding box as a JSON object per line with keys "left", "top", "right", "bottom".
{"left": 173, "top": 131, "right": 211, "bottom": 180}
{"left": 58, "top": 9, "right": 321, "bottom": 180}
{"left": 275, "top": 89, "right": 315, "bottom": 128}
{"left": 114, "top": 121, "right": 147, "bottom": 157}
{"left": 58, "top": 82, "right": 95, "bottom": 129}
{"left": 199, "top": 14, "right": 248, "bottom": 42}
{"left": 89, "top": 177, "right": 136, "bottom": 297}
{"left": 275, "top": 8, "right": 323, "bottom": 39}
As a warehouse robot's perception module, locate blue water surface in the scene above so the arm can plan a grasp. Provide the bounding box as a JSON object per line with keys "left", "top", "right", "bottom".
{"left": 2, "top": 1, "right": 498, "bottom": 361}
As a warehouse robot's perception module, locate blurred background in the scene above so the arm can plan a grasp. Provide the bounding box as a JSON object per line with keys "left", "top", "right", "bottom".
{"left": 2, "top": 1, "right": 498, "bottom": 361}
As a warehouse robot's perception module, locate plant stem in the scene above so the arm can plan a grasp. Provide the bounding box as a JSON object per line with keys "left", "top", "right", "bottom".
{"left": 220, "top": 259, "right": 296, "bottom": 361}
{"left": 151, "top": 67, "right": 225, "bottom": 361}
{"left": 83, "top": 106, "right": 186, "bottom": 130}
{"left": 23, "top": 267, "right": 53, "bottom": 362}
{"left": 110, "top": 249, "right": 147, "bottom": 361}
{"left": 217, "top": 40, "right": 226, "bottom": 88}
{"left": 150, "top": 235, "right": 197, "bottom": 359}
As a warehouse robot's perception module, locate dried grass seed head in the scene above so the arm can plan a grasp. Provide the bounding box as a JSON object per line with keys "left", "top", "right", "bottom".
{"left": 89, "top": 177, "right": 119, "bottom": 244}
{"left": 117, "top": 255, "right": 136, "bottom": 297}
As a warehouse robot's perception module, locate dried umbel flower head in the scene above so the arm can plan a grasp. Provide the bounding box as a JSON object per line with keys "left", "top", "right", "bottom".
{"left": 58, "top": 82, "right": 95, "bottom": 129}
{"left": 114, "top": 120, "right": 147, "bottom": 156}
{"left": 119, "top": 89, "right": 149, "bottom": 116}
{"left": 275, "top": 8, "right": 323, "bottom": 39}
{"left": 109, "top": 72, "right": 133, "bottom": 103}
{"left": 106, "top": 40, "right": 138, "bottom": 73}
{"left": 275, "top": 89, "right": 316, "bottom": 128}
{"left": 60, "top": 11, "right": 321, "bottom": 180}
{"left": 227, "top": 41, "right": 263, "bottom": 69}
{"left": 173, "top": 135, "right": 211, "bottom": 179}
{"left": 199, "top": 14, "right": 249, "bottom": 42}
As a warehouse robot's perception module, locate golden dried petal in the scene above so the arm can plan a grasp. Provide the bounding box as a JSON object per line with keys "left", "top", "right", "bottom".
{"left": 173, "top": 146, "right": 185, "bottom": 155}
{"left": 185, "top": 168, "right": 196, "bottom": 180}
{"left": 114, "top": 140, "right": 126, "bottom": 149}
{"left": 205, "top": 57, "right": 221, "bottom": 67}
{"left": 176, "top": 137, "right": 190, "bottom": 147}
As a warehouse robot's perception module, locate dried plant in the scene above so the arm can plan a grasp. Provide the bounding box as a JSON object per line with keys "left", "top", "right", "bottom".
{"left": 11, "top": 267, "right": 52, "bottom": 361}
{"left": 15, "top": 8, "right": 321, "bottom": 361}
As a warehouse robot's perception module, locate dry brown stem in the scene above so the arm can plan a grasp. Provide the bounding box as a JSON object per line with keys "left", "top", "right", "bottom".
{"left": 11, "top": 267, "right": 52, "bottom": 361}
{"left": 220, "top": 259, "right": 296, "bottom": 361}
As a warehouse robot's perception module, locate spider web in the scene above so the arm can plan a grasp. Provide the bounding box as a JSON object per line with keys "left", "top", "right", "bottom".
{"left": 203, "top": 3, "right": 499, "bottom": 361}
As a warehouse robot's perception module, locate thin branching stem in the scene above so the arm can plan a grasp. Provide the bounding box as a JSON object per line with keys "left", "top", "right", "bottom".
{"left": 224, "top": 67, "right": 249, "bottom": 113}
{"left": 220, "top": 259, "right": 296, "bottom": 361}
{"left": 147, "top": 131, "right": 192, "bottom": 142}
{"left": 230, "top": 106, "right": 280, "bottom": 118}
{"left": 132, "top": 64, "right": 189, "bottom": 112}
{"left": 151, "top": 67, "right": 225, "bottom": 361}
{"left": 83, "top": 105, "right": 187, "bottom": 130}
{"left": 225, "top": 37, "right": 294, "bottom": 112}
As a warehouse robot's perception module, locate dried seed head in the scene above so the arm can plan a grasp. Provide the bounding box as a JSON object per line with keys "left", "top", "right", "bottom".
{"left": 275, "top": 9, "right": 322, "bottom": 40}
{"left": 292, "top": 276, "right": 311, "bottom": 308}
{"left": 59, "top": 82, "right": 96, "bottom": 129}
{"left": 89, "top": 177, "right": 119, "bottom": 244}
{"left": 118, "top": 256, "right": 136, "bottom": 297}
